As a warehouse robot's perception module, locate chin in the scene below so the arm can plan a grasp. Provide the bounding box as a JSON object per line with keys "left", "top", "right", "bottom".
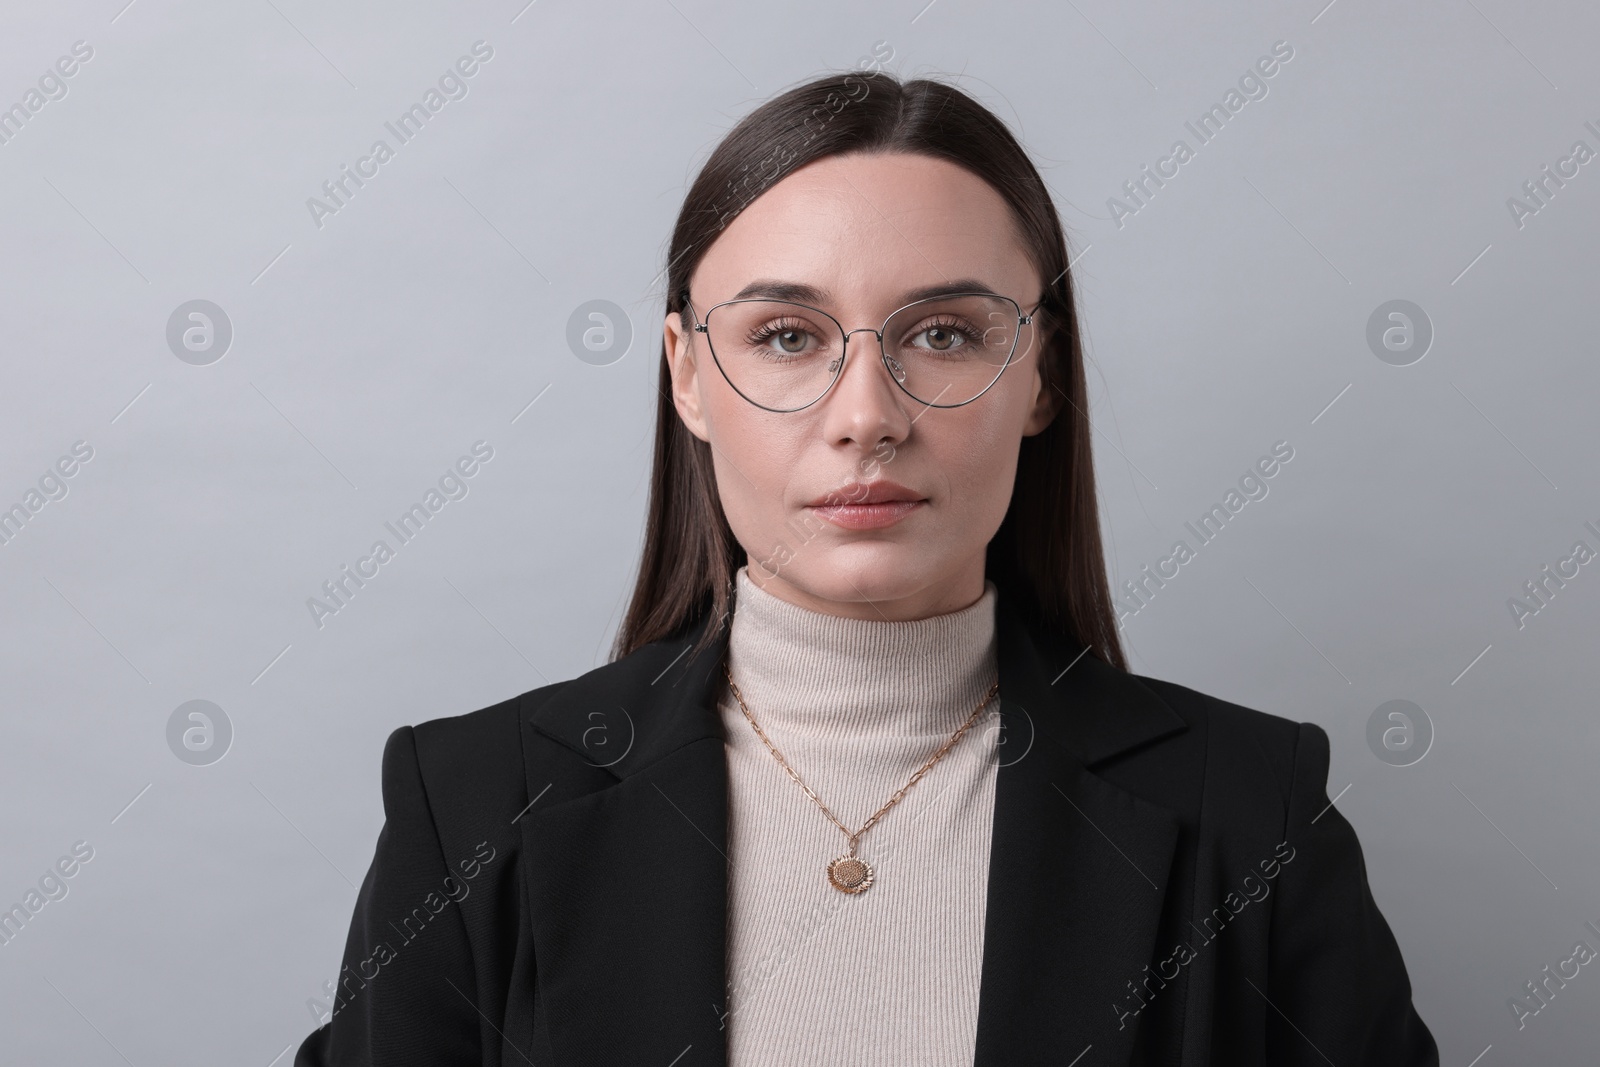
{"left": 794, "top": 545, "right": 935, "bottom": 602}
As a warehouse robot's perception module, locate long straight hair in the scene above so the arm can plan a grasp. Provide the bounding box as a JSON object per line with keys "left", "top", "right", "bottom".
{"left": 612, "top": 70, "right": 1126, "bottom": 672}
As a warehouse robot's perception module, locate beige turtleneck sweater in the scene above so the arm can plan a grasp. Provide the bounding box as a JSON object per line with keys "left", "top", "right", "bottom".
{"left": 717, "top": 564, "right": 1002, "bottom": 1065}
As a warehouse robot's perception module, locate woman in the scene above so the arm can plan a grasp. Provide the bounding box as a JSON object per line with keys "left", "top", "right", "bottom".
{"left": 296, "top": 71, "right": 1438, "bottom": 1066}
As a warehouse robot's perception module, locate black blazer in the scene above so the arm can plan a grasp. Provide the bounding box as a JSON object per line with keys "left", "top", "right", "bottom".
{"left": 295, "top": 586, "right": 1439, "bottom": 1066}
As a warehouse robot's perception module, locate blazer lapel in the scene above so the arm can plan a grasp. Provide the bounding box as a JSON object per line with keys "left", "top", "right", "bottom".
{"left": 972, "top": 592, "right": 1189, "bottom": 1065}
{"left": 520, "top": 614, "right": 732, "bottom": 1067}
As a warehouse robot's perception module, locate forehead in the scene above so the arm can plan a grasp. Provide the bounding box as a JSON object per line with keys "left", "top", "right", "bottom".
{"left": 691, "top": 151, "right": 1037, "bottom": 309}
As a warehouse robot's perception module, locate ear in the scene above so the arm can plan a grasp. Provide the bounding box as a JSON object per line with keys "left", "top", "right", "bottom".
{"left": 1021, "top": 320, "right": 1065, "bottom": 437}
{"left": 664, "top": 307, "right": 712, "bottom": 443}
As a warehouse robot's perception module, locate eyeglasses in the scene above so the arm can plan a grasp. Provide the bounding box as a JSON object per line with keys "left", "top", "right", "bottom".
{"left": 682, "top": 290, "right": 1040, "bottom": 412}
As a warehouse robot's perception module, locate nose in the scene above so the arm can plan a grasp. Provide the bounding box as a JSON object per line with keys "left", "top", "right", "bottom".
{"left": 819, "top": 328, "right": 914, "bottom": 447}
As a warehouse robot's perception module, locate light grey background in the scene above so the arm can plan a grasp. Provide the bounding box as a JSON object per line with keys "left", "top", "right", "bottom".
{"left": 1, "top": 0, "right": 1595, "bottom": 1062}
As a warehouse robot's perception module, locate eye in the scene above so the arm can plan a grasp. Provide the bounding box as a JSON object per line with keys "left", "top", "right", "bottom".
{"left": 747, "top": 317, "right": 819, "bottom": 357}
{"left": 908, "top": 316, "right": 981, "bottom": 354}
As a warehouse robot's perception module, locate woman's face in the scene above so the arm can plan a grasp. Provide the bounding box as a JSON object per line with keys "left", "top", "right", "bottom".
{"left": 664, "top": 151, "right": 1059, "bottom": 621}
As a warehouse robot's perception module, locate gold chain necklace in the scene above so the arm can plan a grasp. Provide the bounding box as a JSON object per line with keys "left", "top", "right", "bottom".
{"left": 722, "top": 661, "right": 1000, "bottom": 894}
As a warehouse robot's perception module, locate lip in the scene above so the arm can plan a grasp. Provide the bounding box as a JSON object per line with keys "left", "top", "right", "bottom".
{"left": 806, "top": 480, "right": 927, "bottom": 530}
{"left": 807, "top": 480, "right": 924, "bottom": 507}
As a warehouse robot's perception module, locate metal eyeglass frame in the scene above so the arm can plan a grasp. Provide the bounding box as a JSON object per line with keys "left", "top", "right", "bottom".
{"left": 681, "top": 289, "right": 1043, "bottom": 413}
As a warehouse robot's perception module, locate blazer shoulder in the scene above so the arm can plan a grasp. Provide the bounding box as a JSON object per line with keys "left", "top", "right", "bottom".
{"left": 403, "top": 679, "right": 575, "bottom": 824}
{"left": 400, "top": 630, "right": 691, "bottom": 818}
{"left": 1134, "top": 673, "right": 1305, "bottom": 746}
{"left": 1128, "top": 672, "right": 1323, "bottom": 811}
{"left": 406, "top": 628, "right": 699, "bottom": 766}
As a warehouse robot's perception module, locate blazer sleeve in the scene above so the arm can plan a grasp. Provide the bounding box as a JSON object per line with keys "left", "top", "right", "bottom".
{"left": 1265, "top": 721, "right": 1439, "bottom": 1066}
{"left": 295, "top": 725, "right": 484, "bottom": 1066}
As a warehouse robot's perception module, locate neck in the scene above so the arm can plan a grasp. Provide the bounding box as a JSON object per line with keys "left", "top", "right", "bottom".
{"left": 723, "top": 565, "right": 1000, "bottom": 736}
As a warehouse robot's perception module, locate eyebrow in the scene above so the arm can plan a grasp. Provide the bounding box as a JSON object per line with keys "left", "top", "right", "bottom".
{"left": 730, "top": 278, "right": 1004, "bottom": 305}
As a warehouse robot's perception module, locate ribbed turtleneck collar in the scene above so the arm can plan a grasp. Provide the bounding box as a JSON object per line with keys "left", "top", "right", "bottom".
{"left": 721, "top": 565, "right": 1000, "bottom": 738}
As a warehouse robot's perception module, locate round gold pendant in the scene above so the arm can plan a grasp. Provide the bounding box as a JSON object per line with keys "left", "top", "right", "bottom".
{"left": 827, "top": 855, "right": 874, "bottom": 894}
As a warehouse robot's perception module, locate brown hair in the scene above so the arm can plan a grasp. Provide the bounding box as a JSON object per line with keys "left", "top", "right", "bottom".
{"left": 612, "top": 69, "right": 1127, "bottom": 672}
